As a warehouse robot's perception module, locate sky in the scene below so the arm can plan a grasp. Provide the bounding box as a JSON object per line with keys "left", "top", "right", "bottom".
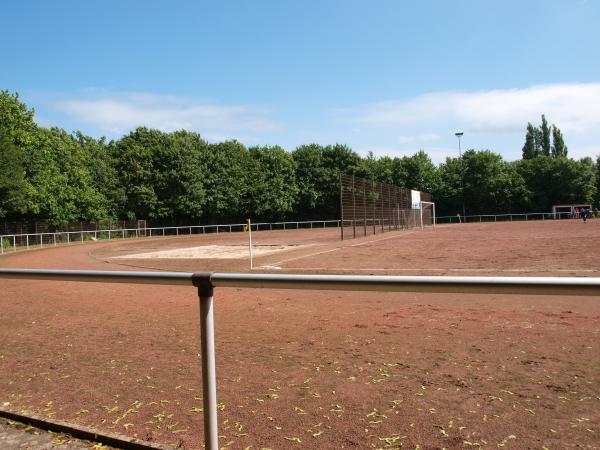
{"left": 1, "top": 0, "right": 599, "bottom": 163}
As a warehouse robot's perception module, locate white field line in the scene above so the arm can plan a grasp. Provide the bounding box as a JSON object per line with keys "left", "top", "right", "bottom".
{"left": 259, "top": 230, "right": 420, "bottom": 269}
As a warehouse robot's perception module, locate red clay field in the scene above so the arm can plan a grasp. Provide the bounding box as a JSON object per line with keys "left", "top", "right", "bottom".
{"left": 1, "top": 220, "right": 599, "bottom": 449}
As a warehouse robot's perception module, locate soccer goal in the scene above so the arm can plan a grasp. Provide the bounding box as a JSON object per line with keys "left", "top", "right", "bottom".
{"left": 419, "top": 201, "right": 436, "bottom": 229}
{"left": 551, "top": 204, "right": 592, "bottom": 219}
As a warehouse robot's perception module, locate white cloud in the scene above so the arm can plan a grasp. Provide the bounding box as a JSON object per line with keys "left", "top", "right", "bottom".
{"left": 567, "top": 144, "right": 600, "bottom": 161}
{"left": 397, "top": 133, "right": 440, "bottom": 144}
{"left": 51, "top": 91, "right": 283, "bottom": 136}
{"left": 349, "top": 83, "right": 600, "bottom": 135}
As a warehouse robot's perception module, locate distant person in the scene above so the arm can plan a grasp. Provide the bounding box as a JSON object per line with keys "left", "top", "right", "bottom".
{"left": 582, "top": 208, "right": 589, "bottom": 223}
{"left": 574, "top": 207, "right": 580, "bottom": 219}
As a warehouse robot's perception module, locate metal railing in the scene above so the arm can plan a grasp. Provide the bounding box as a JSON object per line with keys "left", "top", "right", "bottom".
{"left": 1, "top": 268, "right": 600, "bottom": 449}
{"left": 434, "top": 211, "right": 595, "bottom": 224}
{"left": 0, "top": 220, "right": 341, "bottom": 254}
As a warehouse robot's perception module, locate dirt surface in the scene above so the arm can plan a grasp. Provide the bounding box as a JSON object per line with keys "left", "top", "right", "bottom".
{"left": 1, "top": 221, "right": 599, "bottom": 449}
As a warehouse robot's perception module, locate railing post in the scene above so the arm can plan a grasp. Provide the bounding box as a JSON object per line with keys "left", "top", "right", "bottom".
{"left": 192, "top": 273, "right": 219, "bottom": 450}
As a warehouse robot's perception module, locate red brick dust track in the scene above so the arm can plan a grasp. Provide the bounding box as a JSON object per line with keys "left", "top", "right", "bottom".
{"left": 0, "top": 220, "right": 599, "bottom": 449}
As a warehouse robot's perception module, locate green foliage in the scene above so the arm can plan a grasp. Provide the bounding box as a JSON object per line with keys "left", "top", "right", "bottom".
{"left": 1, "top": 237, "right": 11, "bottom": 249}
{"left": 249, "top": 145, "right": 298, "bottom": 219}
{"left": 292, "top": 143, "right": 360, "bottom": 218}
{"left": 522, "top": 123, "right": 537, "bottom": 159}
{"left": 293, "top": 144, "right": 326, "bottom": 212}
{"left": 0, "top": 89, "right": 598, "bottom": 225}
{"left": 522, "top": 115, "right": 568, "bottom": 160}
{"left": 551, "top": 125, "right": 568, "bottom": 158}
{"left": 0, "top": 131, "right": 28, "bottom": 218}
{"left": 516, "top": 156, "right": 596, "bottom": 211}
{"left": 540, "top": 115, "right": 551, "bottom": 156}
{"left": 398, "top": 150, "right": 440, "bottom": 194}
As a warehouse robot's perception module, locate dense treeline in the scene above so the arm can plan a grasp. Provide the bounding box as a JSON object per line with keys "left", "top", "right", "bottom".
{"left": 0, "top": 90, "right": 598, "bottom": 227}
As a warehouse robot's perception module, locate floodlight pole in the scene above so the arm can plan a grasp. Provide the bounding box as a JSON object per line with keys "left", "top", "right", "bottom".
{"left": 455, "top": 132, "right": 466, "bottom": 220}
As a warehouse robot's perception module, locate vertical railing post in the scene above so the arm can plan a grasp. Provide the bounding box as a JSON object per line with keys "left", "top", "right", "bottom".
{"left": 362, "top": 178, "right": 367, "bottom": 237}
{"left": 192, "top": 273, "right": 219, "bottom": 450}
{"left": 352, "top": 176, "right": 356, "bottom": 239}
{"left": 339, "top": 174, "right": 345, "bottom": 241}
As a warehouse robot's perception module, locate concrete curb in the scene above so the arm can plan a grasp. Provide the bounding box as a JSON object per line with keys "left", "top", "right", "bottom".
{"left": 0, "top": 408, "right": 176, "bottom": 450}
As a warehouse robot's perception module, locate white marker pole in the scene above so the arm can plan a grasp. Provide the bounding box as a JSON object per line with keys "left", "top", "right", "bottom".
{"left": 247, "top": 219, "right": 253, "bottom": 270}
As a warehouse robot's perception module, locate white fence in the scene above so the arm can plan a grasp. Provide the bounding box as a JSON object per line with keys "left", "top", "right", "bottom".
{"left": 435, "top": 211, "right": 595, "bottom": 224}
{"left": 0, "top": 219, "right": 341, "bottom": 254}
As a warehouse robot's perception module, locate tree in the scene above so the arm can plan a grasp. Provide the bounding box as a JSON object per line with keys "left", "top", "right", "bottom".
{"left": 551, "top": 125, "right": 568, "bottom": 158}
{"left": 400, "top": 150, "right": 440, "bottom": 193}
{"left": 249, "top": 146, "right": 298, "bottom": 220}
{"left": 540, "top": 115, "right": 551, "bottom": 156}
{"left": 293, "top": 143, "right": 360, "bottom": 219}
{"left": 516, "top": 156, "right": 596, "bottom": 211}
{"left": 201, "top": 140, "right": 254, "bottom": 221}
{"left": 76, "top": 132, "right": 125, "bottom": 219}
{"left": 522, "top": 123, "right": 537, "bottom": 159}
{"left": 436, "top": 156, "right": 464, "bottom": 215}
{"left": 0, "top": 90, "right": 37, "bottom": 147}
{"left": 0, "top": 131, "right": 28, "bottom": 219}
{"left": 293, "top": 144, "right": 326, "bottom": 214}
{"left": 533, "top": 127, "right": 543, "bottom": 156}
{"left": 320, "top": 144, "right": 361, "bottom": 217}
{"left": 114, "top": 128, "right": 160, "bottom": 220}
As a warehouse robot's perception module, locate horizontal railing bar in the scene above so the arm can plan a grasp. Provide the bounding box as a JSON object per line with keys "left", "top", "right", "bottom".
{"left": 1, "top": 269, "right": 600, "bottom": 296}
{"left": 0, "top": 269, "right": 194, "bottom": 285}
{"left": 210, "top": 273, "right": 600, "bottom": 296}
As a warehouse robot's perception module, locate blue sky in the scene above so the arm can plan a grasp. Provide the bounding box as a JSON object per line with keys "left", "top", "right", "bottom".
{"left": 2, "top": 0, "right": 599, "bottom": 162}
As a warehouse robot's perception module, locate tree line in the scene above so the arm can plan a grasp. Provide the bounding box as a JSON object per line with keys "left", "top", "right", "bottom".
{"left": 0, "top": 90, "right": 598, "bottom": 227}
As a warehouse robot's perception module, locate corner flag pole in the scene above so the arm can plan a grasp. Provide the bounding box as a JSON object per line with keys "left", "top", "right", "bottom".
{"left": 247, "top": 219, "right": 253, "bottom": 270}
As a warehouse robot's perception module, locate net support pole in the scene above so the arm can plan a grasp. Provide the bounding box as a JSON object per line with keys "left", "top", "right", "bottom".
{"left": 420, "top": 203, "right": 424, "bottom": 230}
{"left": 193, "top": 274, "right": 219, "bottom": 450}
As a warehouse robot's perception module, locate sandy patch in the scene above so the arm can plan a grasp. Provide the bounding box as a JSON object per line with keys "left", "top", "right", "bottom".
{"left": 111, "top": 244, "right": 304, "bottom": 259}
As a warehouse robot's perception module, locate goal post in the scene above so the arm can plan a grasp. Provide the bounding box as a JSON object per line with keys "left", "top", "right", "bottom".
{"left": 419, "top": 201, "right": 436, "bottom": 229}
